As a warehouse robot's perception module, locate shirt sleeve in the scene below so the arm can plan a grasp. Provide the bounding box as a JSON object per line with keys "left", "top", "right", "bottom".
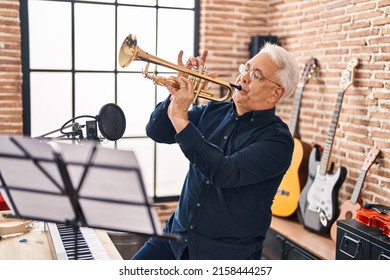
{"left": 145, "top": 96, "right": 207, "bottom": 144}
{"left": 175, "top": 122, "right": 294, "bottom": 188}
{"left": 145, "top": 96, "right": 177, "bottom": 144}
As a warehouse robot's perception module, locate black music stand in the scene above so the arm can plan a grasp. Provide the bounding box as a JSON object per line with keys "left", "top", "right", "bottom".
{"left": 0, "top": 135, "right": 178, "bottom": 259}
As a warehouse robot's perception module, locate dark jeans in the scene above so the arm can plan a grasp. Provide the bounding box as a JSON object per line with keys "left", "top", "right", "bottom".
{"left": 131, "top": 236, "right": 263, "bottom": 260}
{"left": 131, "top": 237, "right": 188, "bottom": 260}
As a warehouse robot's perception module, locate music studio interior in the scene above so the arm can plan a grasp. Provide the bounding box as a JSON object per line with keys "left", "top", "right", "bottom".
{"left": 0, "top": 0, "right": 389, "bottom": 261}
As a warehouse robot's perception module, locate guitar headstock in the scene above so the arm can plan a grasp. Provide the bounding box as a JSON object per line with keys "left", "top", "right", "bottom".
{"left": 362, "top": 146, "right": 381, "bottom": 171}
{"left": 339, "top": 57, "right": 358, "bottom": 90}
{"left": 299, "top": 57, "right": 318, "bottom": 85}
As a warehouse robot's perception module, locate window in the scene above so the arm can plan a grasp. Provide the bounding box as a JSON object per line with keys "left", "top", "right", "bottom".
{"left": 20, "top": 0, "right": 200, "bottom": 201}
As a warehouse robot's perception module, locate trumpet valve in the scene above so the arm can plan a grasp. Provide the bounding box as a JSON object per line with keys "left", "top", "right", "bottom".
{"left": 141, "top": 63, "right": 150, "bottom": 79}
{"left": 142, "top": 63, "right": 161, "bottom": 85}
{"left": 142, "top": 65, "right": 179, "bottom": 89}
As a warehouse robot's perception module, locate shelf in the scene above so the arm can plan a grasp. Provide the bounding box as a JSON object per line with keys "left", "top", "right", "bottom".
{"left": 268, "top": 216, "right": 336, "bottom": 260}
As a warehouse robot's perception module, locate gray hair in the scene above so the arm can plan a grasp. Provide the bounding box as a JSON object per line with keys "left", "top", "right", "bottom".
{"left": 259, "top": 43, "right": 299, "bottom": 103}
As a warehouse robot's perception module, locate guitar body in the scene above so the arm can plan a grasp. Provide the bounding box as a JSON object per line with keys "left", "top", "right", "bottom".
{"left": 302, "top": 166, "right": 347, "bottom": 233}
{"left": 298, "top": 145, "right": 322, "bottom": 223}
{"left": 272, "top": 138, "right": 311, "bottom": 217}
{"left": 329, "top": 200, "right": 361, "bottom": 241}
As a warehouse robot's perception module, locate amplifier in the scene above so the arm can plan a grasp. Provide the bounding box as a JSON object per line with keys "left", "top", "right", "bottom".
{"left": 336, "top": 219, "right": 390, "bottom": 260}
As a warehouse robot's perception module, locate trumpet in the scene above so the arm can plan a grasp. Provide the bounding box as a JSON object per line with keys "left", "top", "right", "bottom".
{"left": 118, "top": 34, "right": 242, "bottom": 102}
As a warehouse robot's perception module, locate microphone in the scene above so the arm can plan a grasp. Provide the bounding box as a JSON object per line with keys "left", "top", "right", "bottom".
{"left": 56, "top": 103, "right": 126, "bottom": 141}
{"left": 96, "top": 103, "right": 126, "bottom": 141}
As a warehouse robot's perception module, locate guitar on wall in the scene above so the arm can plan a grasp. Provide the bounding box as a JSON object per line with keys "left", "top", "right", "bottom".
{"left": 298, "top": 57, "right": 359, "bottom": 234}
{"left": 272, "top": 57, "right": 317, "bottom": 217}
{"left": 329, "top": 146, "right": 381, "bottom": 242}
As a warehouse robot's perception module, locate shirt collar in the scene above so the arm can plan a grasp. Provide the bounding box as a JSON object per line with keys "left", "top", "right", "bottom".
{"left": 231, "top": 101, "right": 276, "bottom": 123}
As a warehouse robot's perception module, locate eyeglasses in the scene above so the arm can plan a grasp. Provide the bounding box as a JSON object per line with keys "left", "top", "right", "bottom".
{"left": 239, "top": 63, "right": 282, "bottom": 88}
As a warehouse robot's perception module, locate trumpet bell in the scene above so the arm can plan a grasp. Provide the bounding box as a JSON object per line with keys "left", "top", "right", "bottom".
{"left": 119, "top": 34, "right": 138, "bottom": 68}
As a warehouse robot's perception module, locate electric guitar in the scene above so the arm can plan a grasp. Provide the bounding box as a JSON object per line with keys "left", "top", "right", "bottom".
{"left": 329, "top": 146, "right": 381, "bottom": 242}
{"left": 298, "top": 57, "right": 358, "bottom": 234}
{"left": 272, "top": 57, "right": 317, "bottom": 217}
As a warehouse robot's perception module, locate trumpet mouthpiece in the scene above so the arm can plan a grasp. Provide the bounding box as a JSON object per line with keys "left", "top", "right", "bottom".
{"left": 231, "top": 83, "right": 242, "bottom": 91}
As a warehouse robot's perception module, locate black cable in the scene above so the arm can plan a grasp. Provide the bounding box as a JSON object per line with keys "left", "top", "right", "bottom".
{"left": 59, "top": 115, "right": 96, "bottom": 136}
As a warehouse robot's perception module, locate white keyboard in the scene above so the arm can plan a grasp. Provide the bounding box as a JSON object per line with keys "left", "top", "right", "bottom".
{"left": 47, "top": 223, "right": 110, "bottom": 260}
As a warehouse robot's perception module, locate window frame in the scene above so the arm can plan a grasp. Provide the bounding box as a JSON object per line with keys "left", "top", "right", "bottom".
{"left": 19, "top": 0, "right": 200, "bottom": 202}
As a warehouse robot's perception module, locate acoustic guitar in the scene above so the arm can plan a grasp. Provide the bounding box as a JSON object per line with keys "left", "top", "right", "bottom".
{"left": 298, "top": 57, "right": 358, "bottom": 234}
{"left": 271, "top": 57, "right": 317, "bottom": 217}
{"left": 329, "top": 146, "right": 380, "bottom": 242}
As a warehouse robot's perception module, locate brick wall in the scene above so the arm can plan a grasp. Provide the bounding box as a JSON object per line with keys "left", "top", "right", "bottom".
{"left": 201, "top": 0, "right": 390, "bottom": 208}
{"left": 0, "top": 0, "right": 22, "bottom": 135}
{"left": 0, "top": 0, "right": 388, "bottom": 212}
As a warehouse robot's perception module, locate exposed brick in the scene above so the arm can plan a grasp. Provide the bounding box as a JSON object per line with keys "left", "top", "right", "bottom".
{"left": 347, "top": 2, "right": 377, "bottom": 13}
{"left": 353, "top": 10, "right": 383, "bottom": 20}
{"left": 344, "top": 20, "right": 371, "bottom": 31}
{"left": 378, "top": 0, "right": 390, "bottom": 7}
{"left": 373, "top": 17, "right": 390, "bottom": 26}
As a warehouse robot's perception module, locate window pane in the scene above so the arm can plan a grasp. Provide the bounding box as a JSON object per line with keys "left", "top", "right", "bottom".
{"left": 156, "top": 85, "right": 170, "bottom": 103}
{"left": 156, "top": 143, "right": 188, "bottom": 197}
{"left": 117, "top": 73, "right": 156, "bottom": 137}
{"left": 157, "top": 9, "right": 194, "bottom": 72}
{"left": 118, "top": 0, "right": 156, "bottom": 5}
{"left": 159, "top": 0, "right": 195, "bottom": 9}
{"left": 78, "top": 0, "right": 115, "bottom": 3}
{"left": 30, "top": 72, "right": 72, "bottom": 137}
{"left": 117, "top": 6, "right": 156, "bottom": 72}
{"left": 75, "top": 73, "right": 115, "bottom": 117}
{"left": 74, "top": 3, "right": 116, "bottom": 70}
{"left": 28, "top": 1, "right": 72, "bottom": 69}
{"left": 116, "top": 138, "right": 155, "bottom": 196}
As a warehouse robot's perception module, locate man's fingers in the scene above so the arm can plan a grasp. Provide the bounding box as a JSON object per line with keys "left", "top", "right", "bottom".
{"left": 177, "top": 50, "right": 185, "bottom": 66}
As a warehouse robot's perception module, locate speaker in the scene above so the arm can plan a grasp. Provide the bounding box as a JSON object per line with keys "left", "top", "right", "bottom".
{"left": 249, "top": 35, "right": 278, "bottom": 58}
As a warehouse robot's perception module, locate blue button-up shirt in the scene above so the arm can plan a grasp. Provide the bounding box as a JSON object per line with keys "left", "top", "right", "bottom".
{"left": 146, "top": 97, "right": 294, "bottom": 260}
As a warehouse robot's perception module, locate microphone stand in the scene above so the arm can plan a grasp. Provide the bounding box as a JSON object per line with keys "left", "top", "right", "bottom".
{"left": 35, "top": 103, "right": 127, "bottom": 142}
{"left": 37, "top": 123, "right": 85, "bottom": 142}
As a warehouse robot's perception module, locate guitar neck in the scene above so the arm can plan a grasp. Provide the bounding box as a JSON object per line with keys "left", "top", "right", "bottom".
{"left": 349, "top": 146, "right": 380, "bottom": 205}
{"left": 319, "top": 88, "right": 346, "bottom": 176}
{"left": 289, "top": 83, "right": 305, "bottom": 136}
{"left": 288, "top": 57, "right": 317, "bottom": 137}
{"left": 349, "top": 169, "right": 367, "bottom": 204}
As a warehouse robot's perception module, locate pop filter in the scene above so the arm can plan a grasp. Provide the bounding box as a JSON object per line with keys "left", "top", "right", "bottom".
{"left": 96, "top": 103, "right": 126, "bottom": 141}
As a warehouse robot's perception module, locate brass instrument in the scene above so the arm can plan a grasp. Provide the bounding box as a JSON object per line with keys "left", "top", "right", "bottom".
{"left": 118, "top": 34, "right": 241, "bottom": 102}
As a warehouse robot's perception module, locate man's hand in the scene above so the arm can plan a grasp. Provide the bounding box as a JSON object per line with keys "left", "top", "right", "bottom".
{"left": 177, "top": 50, "right": 208, "bottom": 78}
{"left": 165, "top": 76, "right": 194, "bottom": 133}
